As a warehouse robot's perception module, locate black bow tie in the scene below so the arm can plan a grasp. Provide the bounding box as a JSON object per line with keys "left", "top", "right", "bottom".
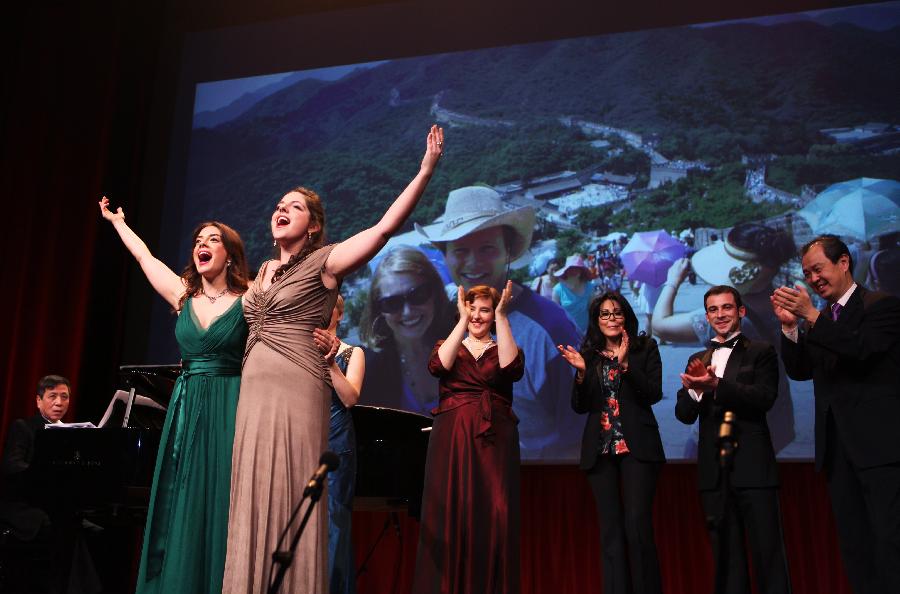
{"left": 707, "top": 335, "right": 741, "bottom": 351}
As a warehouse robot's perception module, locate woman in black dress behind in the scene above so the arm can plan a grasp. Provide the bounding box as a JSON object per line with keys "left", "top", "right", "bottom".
{"left": 558, "top": 292, "right": 666, "bottom": 594}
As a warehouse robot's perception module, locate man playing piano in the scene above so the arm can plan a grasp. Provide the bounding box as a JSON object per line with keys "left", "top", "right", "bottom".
{"left": 0, "top": 375, "right": 73, "bottom": 592}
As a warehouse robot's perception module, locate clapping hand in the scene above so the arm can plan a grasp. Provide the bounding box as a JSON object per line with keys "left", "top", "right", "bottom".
{"left": 607, "top": 330, "right": 630, "bottom": 368}
{"left": 495, "top": 280, "right": 513, "bottom": 319}
{"left": 556, "top": 344, "right": 586, "bottom": 373}
{"left": 771, "top": 285, "right": 817, "bottom": 325}
{"left": 455, "top": 285, "right": 469, "bottom": 322}
{"left": 312, "top": 328, "right": 340, "bottom": 365}
{"left": 680, "top": 358, "right": 718, "bottom": 392}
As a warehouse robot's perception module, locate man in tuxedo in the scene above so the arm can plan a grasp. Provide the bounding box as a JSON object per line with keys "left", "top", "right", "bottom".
{"left": 771, "top": 235, "right": 900, "bottom": 594}
{"left": 676, "top": 285, "right": 790, "bottom": 594}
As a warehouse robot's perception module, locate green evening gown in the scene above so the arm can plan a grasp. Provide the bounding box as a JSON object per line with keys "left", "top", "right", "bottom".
{"left": 135, "top": 297, "right": 248, "bottom": 594}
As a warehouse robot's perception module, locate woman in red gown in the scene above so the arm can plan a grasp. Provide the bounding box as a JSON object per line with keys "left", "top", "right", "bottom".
{"left": 413, "top": 281, "right": 524, "bottom": 594}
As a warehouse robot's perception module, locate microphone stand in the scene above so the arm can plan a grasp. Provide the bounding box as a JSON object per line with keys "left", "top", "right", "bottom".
{"left": 267, "top": 482, "right": 326, "bottom": 594}
{"left": 709, "top": 410, "right": 737, "bottom": 594}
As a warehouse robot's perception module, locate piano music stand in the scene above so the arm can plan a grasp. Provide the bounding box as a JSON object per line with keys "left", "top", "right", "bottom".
{"left": 118, "top": 365, "right": 180, "bottom": 428}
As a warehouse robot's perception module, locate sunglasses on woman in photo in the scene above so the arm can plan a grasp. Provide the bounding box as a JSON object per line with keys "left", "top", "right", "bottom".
{"left": 377, "top": 284, "right": 433, "bottom": 314}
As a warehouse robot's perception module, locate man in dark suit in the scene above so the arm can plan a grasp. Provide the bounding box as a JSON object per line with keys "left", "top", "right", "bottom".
{"left": 676, "top": 285, "right": 790, "bottom": 594}
{"left": 1, "top": 375, "right": 71, "bottom": 538}
{"left": 1, "top": 375, "right": 72, "bottom": 593}
{"left": 771, "top": 235, "right": 900, "bottom": 594}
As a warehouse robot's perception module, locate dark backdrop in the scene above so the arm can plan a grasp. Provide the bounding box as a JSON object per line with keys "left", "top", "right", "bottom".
{"left": 0, "top": 0, "right": 869, "bottom": 592}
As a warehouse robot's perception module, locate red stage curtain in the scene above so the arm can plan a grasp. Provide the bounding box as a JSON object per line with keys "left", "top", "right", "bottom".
{"left": 354, "top": 463, "right": 851, "bottom": 594}
{"left": 0, "top": 2, "right": 163, "bottom": 448}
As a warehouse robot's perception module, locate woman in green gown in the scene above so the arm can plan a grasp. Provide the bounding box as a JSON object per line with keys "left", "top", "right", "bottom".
{"left": 99, "top": 197, "right": 250, "bottom": 594}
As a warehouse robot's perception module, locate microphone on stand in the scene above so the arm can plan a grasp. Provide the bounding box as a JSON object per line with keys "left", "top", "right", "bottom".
{"left": 718, "top": 411, "right": 736, "bottom": 467}
{"left": 303, "top": 451, "right": 341, "bottom": 497}
{"left": 269, "top": 451, "right": 341, "bottom": 594}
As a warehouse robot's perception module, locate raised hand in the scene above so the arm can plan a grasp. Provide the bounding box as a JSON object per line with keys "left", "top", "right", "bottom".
{"left": 495, "top": 280, "right": 513, "bottom": 318}
{"left": 421, "top": 124, "right": 444, "bottom": 175}
{"left": 666, "top": 257, "right": 690, "bottom": 287}
{"left": 556, "top": 344, "right": 586, "bottom": 373}
{"left": 99, "top": 196, "right": 124, "bottom": 223}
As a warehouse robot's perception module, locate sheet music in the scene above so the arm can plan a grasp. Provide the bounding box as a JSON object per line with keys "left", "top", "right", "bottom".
{"left": 44, "top": 421, "right": 97, "bottom": 429}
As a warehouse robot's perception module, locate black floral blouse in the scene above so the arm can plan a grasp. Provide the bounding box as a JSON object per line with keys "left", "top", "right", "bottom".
{"left": 598, "top": 357, "right": 630, "bottom": 456}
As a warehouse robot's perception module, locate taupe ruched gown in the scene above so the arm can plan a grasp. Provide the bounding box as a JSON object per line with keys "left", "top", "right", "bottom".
{"left": 223, "top": 245, "right": 338, "bottom": 594}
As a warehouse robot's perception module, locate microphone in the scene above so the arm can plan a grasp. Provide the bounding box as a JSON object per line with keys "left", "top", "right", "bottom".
{"left": 303, "top": 451, "right": 341, "bottom": 497}
{"left": 718, "top": 411, "right": 736, "bottom": 467}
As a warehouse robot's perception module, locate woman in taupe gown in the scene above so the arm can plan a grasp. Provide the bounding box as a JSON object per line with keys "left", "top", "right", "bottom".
{"left": 222, "top": 125, "right": 443, "bottom": 594}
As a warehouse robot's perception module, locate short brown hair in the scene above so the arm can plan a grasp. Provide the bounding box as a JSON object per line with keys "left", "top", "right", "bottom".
{"left": 465, "top": 285, "right": 501, "bottom": 308}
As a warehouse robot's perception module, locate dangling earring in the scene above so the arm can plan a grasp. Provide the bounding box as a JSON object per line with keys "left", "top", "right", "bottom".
{"left": 273, "top": 240, "right": 277, "bottom": 247}
{"left": 226, "top": 260, "right": 232, "bottom": 267}
{"left": 308, "top": 231, "right": 313, "bottom": 241}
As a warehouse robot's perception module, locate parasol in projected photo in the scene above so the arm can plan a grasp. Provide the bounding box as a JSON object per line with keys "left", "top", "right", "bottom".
{"left": 798, "top": 177, "right": 900, "bottom": 241}
{"left": 620, "top": 230, "right": 686, "bottom": 286}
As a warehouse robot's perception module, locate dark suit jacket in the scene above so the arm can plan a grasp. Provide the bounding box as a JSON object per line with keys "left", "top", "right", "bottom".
{"left": 1, "top": 413, "right": 49, "bottom": 500}
{"left": 571, "top": 338, "right": 666, "bottom": 470}
{"left": 780, "top": 286, "right": 900, "bottom": 471}
{"left": 1, "top": 414, "right": 51, "bottom": 540}
{"left": 675, "top": 335, "right": 780, "bottom": 491}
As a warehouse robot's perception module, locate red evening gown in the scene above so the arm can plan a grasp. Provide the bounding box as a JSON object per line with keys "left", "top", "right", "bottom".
{"left": 412, "top": 341, "right": 525, "bottom": 594}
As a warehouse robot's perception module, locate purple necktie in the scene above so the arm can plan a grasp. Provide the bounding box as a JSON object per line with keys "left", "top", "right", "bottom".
{"left": 831, "top": 302, "right": 842, "bottom": 321}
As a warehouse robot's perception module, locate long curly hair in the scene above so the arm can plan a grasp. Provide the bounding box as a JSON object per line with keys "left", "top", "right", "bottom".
{"left": 178, "top": 221, "right": 250, "bottom": 311}
{"left": 271, "top": 187, "right": 327, "bottom": 283}
{"left": 359, "top": 246, "right": 455, "bottom": 352}
{"left": 580, "top": 291, "right": 647, "bottom": 361}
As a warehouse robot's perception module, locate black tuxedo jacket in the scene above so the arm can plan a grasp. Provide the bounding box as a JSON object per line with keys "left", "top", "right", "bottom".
{"left": 781, "top": 286, "right": 900, "bottom": 471}
{"left": 0, "top": 413, "right": 48, "bottom": 501}
{"left": 571, "top": 338, "right": 666, "bottom": 470}
{"left": 675, "top": 335, "right": 780, "bottom": 491}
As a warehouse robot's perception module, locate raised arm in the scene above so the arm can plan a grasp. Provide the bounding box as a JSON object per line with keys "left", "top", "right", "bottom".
{"left": 99, "top": 197, "right": 185, "bottom": 309}
{"left": 651, "top": 258, "right": 699, "bottom": 343}
{"left": 495, "top": 281, "right": 519, "bottom": 367}
{"left": 324, "top": 126, "right": 443, "bottom": 284}
{"left": 437, "top": 286, "right": 469, "bottom": 371}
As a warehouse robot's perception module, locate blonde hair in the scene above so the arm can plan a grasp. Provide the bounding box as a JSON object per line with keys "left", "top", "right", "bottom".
{"left": 359, "top": 246, "right": 453, "bottom": 351}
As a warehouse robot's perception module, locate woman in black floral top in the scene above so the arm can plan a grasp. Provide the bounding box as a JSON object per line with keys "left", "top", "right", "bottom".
{"left": 558, "top": 292, "right": 666, "bottom": 594}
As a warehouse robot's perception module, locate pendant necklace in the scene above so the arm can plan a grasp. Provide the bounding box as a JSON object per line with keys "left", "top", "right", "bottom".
{"left": 465, "top": 336, "right": 494, "bottom": 361}
{"left": 202, "top": 287, "right": 229, "bottom": 303}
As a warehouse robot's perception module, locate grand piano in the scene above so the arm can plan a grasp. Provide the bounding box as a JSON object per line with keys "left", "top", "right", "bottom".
{"left": 29, "top": 365, "right": 179, "bottom": 516}
{"left": 30, "top": 366, "right": 431, "bottom": 516}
